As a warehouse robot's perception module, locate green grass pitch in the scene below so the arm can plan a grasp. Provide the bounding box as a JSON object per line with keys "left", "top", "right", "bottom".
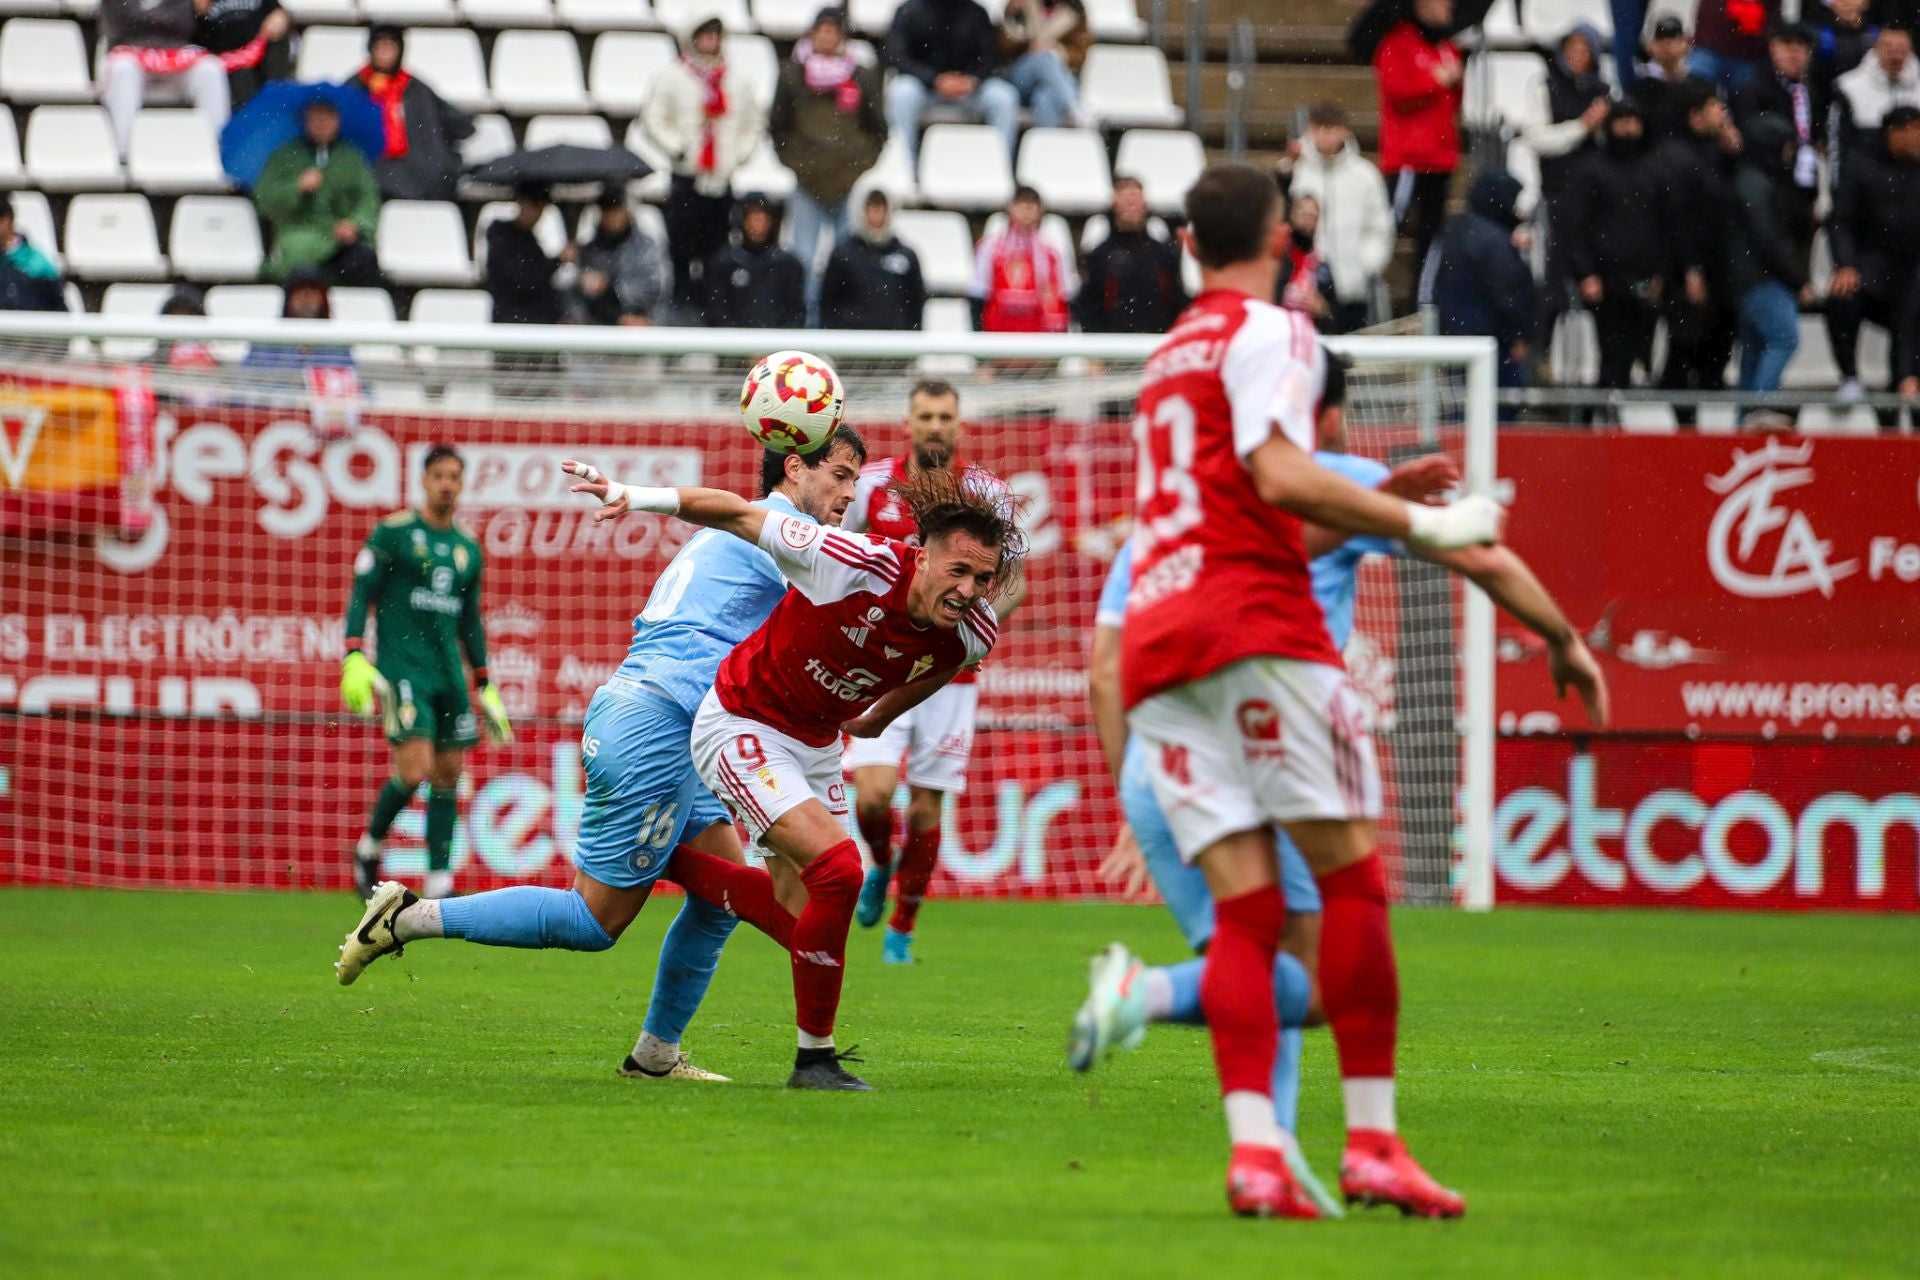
{"left": 1, "top": 890, "right": 1914, "bottom": 1278}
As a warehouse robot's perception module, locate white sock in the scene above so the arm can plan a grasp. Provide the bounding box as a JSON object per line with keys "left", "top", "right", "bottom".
{"left": 1142, "top": 967, "right": 1175, "bottom": 1021}
{"left": 1342, "top": 1077, "right": 1397, "bottom": 1134}
{"left": 393, "top": 900, "right": 443, "bottom": 943}
{"left": 631, "top": 1030, "right": 677, "bottom": 1070}
{"left": 797, "top": 1029, "right": 834, "bottom": 1050}
{"left": 1223, "top": 1090, "right": 1286, "bottom": 1150}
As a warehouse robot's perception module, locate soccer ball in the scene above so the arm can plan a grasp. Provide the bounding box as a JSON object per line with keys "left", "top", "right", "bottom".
{"left": 740, "top": 350, "right": 845, "bottom": 456}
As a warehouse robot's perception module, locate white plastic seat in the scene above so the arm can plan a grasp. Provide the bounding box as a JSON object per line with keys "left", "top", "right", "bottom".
{"left": 521, "top": 113, "right": 613, "bottom": 149}
{"left": 64, "top": 194, "right": 167, "bottom": 279}
{"left": 1463, "top": 51, "right": 1542, "bottom": 129}
{"left": 652, "top": 0, "right": 752, "bottom": 32}
{"left": 408, "top": 287, "right": 491, "bottom": 368}
{"left": 359, "top": 0, "right": 457, "bottom": 24}
{"left": 750, "top": 0, "right": 814, "bottom": 39}
{"left": 128, "top": 109, "right": 228, "bottom": 193}
{"left": 589, "top": 30, "right": 676, "bottom": 113}
{"left": 1479, "top": 0, "right": 1525, "bottom": 44}
{"left": 491, "top": 29, "right": 589, "bottom": 113}
{"left": 329, "top": 285, "right": 404, "bottom": 362}
{"left": 462, "top": 113, "right": 517, "bottom": 167}
{"left": 460, "top": 0, "right": 553, "bottom": 24}
{"left": 556, "top": 0, "right": 660, "bottom": 29}
{"left": 405, "top": 27, "right": 493, "bottom": 111}
{"left": 730, "top": 138, "right": 795, "bottom": 200}
{"left": 99, "top": 282, "right": 173, "bottom": 359}
{"left": 0, "top": 16, "right": 90, "bottom": 102}
{"left": 279, "top": 0, "right": 361, "bottom": 23}
{"left": 846, "top": 0, "right": 897, "bottom": 35}
{"left": 294, "top": 25, "right": 371, "bottom": 82}
{"left": 0, "top": 110, "right": 20, "bottom": 187}
{"left": 24, "top": 105, "right": 123, "bottom": 190}
{"left": 0, "top": 0, "right": 65, "bottom": 15}
{"left": 376, "top": 200, "right": 474, "bottom": 284}
{"left": 1114, "top": 128, "right": 1203, "bottom": 215}
{"left": 621, "top": 118, "right": 674, "bottom": 201}
{"left": 850, "top": 133, "right": 915, "bottom": 206}
{"left": 922, "top": 296, "right": 971, "bottom": 333}
{"left": 169, "top": 195, "right": 264, "bottom": 280}
{"left": 890, "top": 209, "right": 973, "bottom": 295}
{"left": 473, "top": 199, "right": 568, "bottom": 273}
{"left": 1079, "top": 45, "right": 1179, "bottom": 127}
{"left": 1521, "top": 0, "right": 1610, "bottom": 43}
{"left": 1015, "top": 127, "right": 1111, "bottom": 215}
{"left": 204, "top": 283, "right": 285, "bottom": 321}
{"left": 726, "top": 32, "right": 779, "bottom": 109}
{"left": 9, "top": 189, "right": 59, "bottom": 269}
{"left": 917, "top": 124, "right": 1013, "bottom": 211}
{"left": 1078, "top": 211, "right": 1169, "bottom": 252}
{"left": 1082, "top": 0, "right": 1144, "bottom": 40}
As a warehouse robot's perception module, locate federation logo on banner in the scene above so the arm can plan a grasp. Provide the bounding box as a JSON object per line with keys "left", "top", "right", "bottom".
{"left": 1705, "top": 439, "right": 1856, "bottom": 600}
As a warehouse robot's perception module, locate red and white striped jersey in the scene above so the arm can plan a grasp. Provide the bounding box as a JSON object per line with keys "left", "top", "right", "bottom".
{"left": 713, "top": 511, "right": 997, "bottom": 747}
{"left": 1121, "top": 289, "right": 1336, "bottom": 709}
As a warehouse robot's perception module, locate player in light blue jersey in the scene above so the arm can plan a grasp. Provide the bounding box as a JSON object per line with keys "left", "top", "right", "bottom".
{"left": 335, "top": 430, "right": 869, "bottom": 1083}
{"left": 1069, "top": 354, "right": 1607, "bottom": 1213}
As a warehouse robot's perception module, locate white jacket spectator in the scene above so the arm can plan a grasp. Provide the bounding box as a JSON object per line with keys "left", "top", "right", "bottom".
{"left": 99, "top": 0, "right": 232, "bottom": 158}
{"left": 1286, "top": 106, "right": 1392, "bottom": 330}
{"left": 1836, "top": 27, "right": 1920, "bottom": 145}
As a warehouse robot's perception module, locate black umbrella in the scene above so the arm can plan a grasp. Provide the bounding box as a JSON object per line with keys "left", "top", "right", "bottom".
{"left": 466, "top": 144, "right": 654, "bottom": 188}
{"left": 1346, "top": 0, "right": 1500, "bottom": 64}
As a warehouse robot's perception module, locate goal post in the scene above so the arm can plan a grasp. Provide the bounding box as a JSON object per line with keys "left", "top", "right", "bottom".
{"left": 0, "top": 315, "right": 1495, "bottom": 908}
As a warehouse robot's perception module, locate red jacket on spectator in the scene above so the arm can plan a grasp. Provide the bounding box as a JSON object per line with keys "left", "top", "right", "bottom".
{"left": 972, "top": 224, "right": 1074, "bottom": 333}
{"left": 1374, "top": 20, "right": 1464, "bottom": 173}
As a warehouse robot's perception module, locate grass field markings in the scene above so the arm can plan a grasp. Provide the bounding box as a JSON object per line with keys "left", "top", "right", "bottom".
{"left": 1809, "top": 1047, "right": 1920, "bottom": 1076}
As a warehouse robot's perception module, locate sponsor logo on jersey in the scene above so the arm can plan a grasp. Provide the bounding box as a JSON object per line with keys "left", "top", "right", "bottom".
{"left": 1160, "top": 743, "right": 1192, "bottom": 786}
{"left": 826, "top": 781, "right": 846, "bottom": 809}
{"left": 883, "top": 645, "right": 902, "bottom": 659}
{"left": 841, "top": 625, "right": 870, "bottom": 648}
{"left": 1236, "top": 699, "right": 1286, "bottom": 761}
{"left": 865, "top": 606, "right": 885, "bottom": 623}
{"left": 780, "top": 517, "right": 822, "bottom": 551}
{"left": 805, "top": 658, "right": 881, "bottom": 701}
{"left": 408, "top": 587, "right": 464, "bottom": 616}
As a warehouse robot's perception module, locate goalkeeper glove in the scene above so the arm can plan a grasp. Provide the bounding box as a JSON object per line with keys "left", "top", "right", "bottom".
{"left": 341, "top": 651, "right": 381, "bottom": 717}
{"left": 478, "top": 682, "right": 514, "bottom": 745}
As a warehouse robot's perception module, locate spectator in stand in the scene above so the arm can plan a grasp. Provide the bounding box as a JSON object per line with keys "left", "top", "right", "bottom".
{"left": 1074, "top": 175, "right": 1186, "bottom": 333}
{"left": 0, "top": 196, "right": 63, "bottom": 313}
{"left": 1373, "top": 0, "right": 1465, "bottom": 288}
{"left": 160, "top": 287, "right": 219, "bottom": 371}
{"left": 1734, "top": 20, "right": 1824, "bottom": 263}
{"left": 242, "top": 268, "right": 356, "bottom": 371}
{"left": 885, "top": 0, "right": 1021, "bottom": 170}
{"left": 1566, "top": 100, "right": 1667, "bottom": 389}
{"left": 1637, "top": 14, "right": 1716, "bottom": 142}
{"left": 98, "top": 0, "right": 231, "bottom": 159}
{"left": 485, "top": 185, "right": 572, "bottom": 326}
{"left": 1427, "top": 169, "right": 1537, "bottom": 395}
{"left": 1654, "top": 82, "right": 1741, "bottom": 424}
{"left": 645, "top": 11, "right": 767, "bottom": 309}
{"left": 997, "top": 0, "right": 1092, "bottom": 128}
{"left": 568, "top": 192, "right": 672, "bottom": 327}
{"left": 971, "top": 185, "right": 1075, "bottom": 332}
{"left": 1825, "top": 105, "right": 1920, "bottom": 405}
{"left": 1276, "top": 193, "right": 1335, "bottom": 327}
{"left": 194, "top": 0, "right": 292, "bottom": 110}
{"left": 1287, "top": 102, "right": 1393, "bottom": 333}
{"left": 1690, "top": 0, "right": 1780, "bottom": 93}
{"left": 1812, "top": 0, "right": 1880, "bottom": 98}
{"left": 1526, "top": 24, "right": 1612, "bottom": 341}
{"left": 347, "top": 26, "right": 475, "bottom": 202}
{"left": 1726, "top": 113, "right": 1811, "bottom": 394}
{"left": 704, "top": 193, "right": 807, "bottom": 328}
{"left": 770, "top": 7, "right": 887, "bottom": 320}
{"left": 1834, "top": 25, "right": 1920, "bottom": 154}
{"left": 254, "top": 98, "right": 381, "bottom": 287}
{"left": 820, "top": 190, "right": 925, "bottom": 329}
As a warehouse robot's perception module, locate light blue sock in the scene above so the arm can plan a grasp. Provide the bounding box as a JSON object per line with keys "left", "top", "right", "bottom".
{"left": 1154, "top": 957, "right": 1207, "bottom": 1026}
{"left": 437, "top": 887, "right": 615, "bottom": 951}
{"left": 1272, "top": 952, "right": 1311, "bottom": 1132}
{"left": 642, "top": 894, "right": 740, "bottom": 1044}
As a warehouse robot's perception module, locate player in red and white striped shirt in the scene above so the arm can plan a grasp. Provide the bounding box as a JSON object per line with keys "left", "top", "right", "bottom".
{"left": 561, "top": 458, "right": 1022, "bottom": 1091}
{"left": 1124, "top": 163, "right": 1504, "bottom": 1217}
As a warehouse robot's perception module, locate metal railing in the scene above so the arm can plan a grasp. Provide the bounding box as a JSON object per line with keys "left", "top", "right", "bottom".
{"left": 1224, "top": 18, "right": 1255, "bottom": 161}
{"left": 1183, "top": 0, "right": 1207, "bottom": 134}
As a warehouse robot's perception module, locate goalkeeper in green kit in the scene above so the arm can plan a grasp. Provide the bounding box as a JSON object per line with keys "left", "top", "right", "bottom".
{"left": 340, "top": 445, "right": 512, "bottom": 900}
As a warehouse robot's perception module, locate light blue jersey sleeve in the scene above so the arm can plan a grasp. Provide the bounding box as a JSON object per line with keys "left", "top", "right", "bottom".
{"left": 1095, "top": 540, "right": 1133, "bottom": 630}
{"left": 1309, "top": 451, "right": 1410, "bottom": 651}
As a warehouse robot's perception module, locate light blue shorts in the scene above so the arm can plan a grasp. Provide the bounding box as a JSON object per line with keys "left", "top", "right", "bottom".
{"left": 1120, "top": 743, "right": 1322, "bottom": 953}
{"left": 572, "top": 680, "right": 733, "bottom": 890}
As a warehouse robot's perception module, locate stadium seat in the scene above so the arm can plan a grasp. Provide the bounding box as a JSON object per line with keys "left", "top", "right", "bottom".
{"left": 491, "top": 30, "right": 590, "bottom": 113}
{"left": 169, "top": 195, "right": 264, "bottom": 280}
{"left": 922, "top": 296, "right": 971, "bottom": 333}
{"left": 1522, "top": 0, "right": 1610, "bottom": 43}
{"left": 751, "top": 0, "right": 815, "bottom": 38}
{"left": 377, "top": 200, "right": 474, "bottom": 285}
{"left": 1082, "top": 0, "right": 1145, "bottom": 41}
{"left": 556, "top": 0, "right": 661, "bottom": 30}
{"left": 9, "top": 189, "right": 59, "bottom": 269}
{"left": 653, "top": 0, "right": 752, "bottom": 32}
{"left": 460, "top": 0, "right": 553, "bottom": 25}
{"left": 890, "top": 209, "right": 974, "bottom": 295}
{"left": 1079, "top": 45, "right": 1180, "bottom": 128}
{"left": 360, "top": 0, "right": 457, "bottom": 24}
{"left": 330, "top": 285, "right": 405, "bottom": 363}
{"left": 1463, "top": 51, "right": 1541, "bottom": 129}
{"left": 1078, "top": 211, "right": 1169, "bottom": 252}
{"left": 64, "top": 193, "right": 167, "bottom": 279}
{"left": 278, "top": 0, "right": 361, "bottom": 24}
{"left": 405, "top": 27, "right": 493, "bottom": 111}
{"left": 521, "top": 113, "right": 615, "bottom": 150}
{"left": 731, "top": 138, "right": 796, "bottom": 200}
{"left": 128, "top": 110, "right": 229, "bottom": 193}
{"left": 99, "top": 281, "right": 172, "bottom": 360}
{"left": 61, "top": 0, "right": 99, "bottom": 11}
{"left": 621, "top": 119, "right": 674, "bottom": 201}
{"left": 462, "top": 113, "right": 517, "bottom": 167}
{"left": 1114, "top": 128, "right": 1203, "bottom": 216}
{"left": 204, "top": 283, "right": 285, "bottom": 321}
{"left": 846, "top": 0, "right": 897, "bottom": 35}
{"left": 25, "top": 106, "right": 124, "bottom": 190}
{"left": 0, "top": 0, "right": 64, "bottom": 15}
{"left": 0, "top": 16, "right": 89, "bottom": 103}
{"left": 729, "top": 32, "right": 779, "bottom": 108}
{"left": 293, "top": 24, "right": 371, "bottom": 83}
{"left": 0, "top": 110, "right": 20, "bottom": 187}
{"left": 589, "top": 30, "right": 676, "bottom": 113}
{"left": 473, "top": 198, "right": 568, "bottom": 272}
{"left": 850, "top": 133, "right": 915, "bottom": 205}
{"left": 1478, "top": 0, "right": 1524, "bottom": 45}
{"left": 917, "top": 124, "right": 1012, "bottom": 211}
{"left": 1784, "top": 316, "right": 1845, "bottom": 388}
{"left": 1015, "top": 127, "right": 1111, "bottom": 215}
{"left": 408, "top": 287, "right": 492, "bottom": 368}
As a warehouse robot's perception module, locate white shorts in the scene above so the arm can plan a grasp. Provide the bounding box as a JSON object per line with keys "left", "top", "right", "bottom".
{"left": 691, "top": 688, "right": 851, "bottom": 847}
{"left": 1126, "top": 656, "right": 1382, "bottom": 863}
{"left": 840, "top": 681, "right": 979, "bottom": 794}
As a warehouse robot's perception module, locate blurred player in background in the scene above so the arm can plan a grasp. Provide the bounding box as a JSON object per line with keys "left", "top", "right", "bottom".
{"left": 1074, "top": 352, "right": 1609, "bottom": 1217}
{"left": 335, "top": 434, "right": 866, "bottom": 1087}
{"left": 561, "top": 462, "right": 1019, "bottom": 1089}
{"left": 1120, "top": 161, "right": 1508, "bottom": 1219}
{"left": 340, "top": 445, "right": 509, "bottom": 901}
{"left": 841, "top": 379, "right": 1024, "bottom": 964}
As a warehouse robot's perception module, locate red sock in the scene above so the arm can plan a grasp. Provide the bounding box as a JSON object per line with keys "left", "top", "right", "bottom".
{"left": 1315, "top": 854, "right": 1399, "bottom": 1080}
{"left": 791, "top": 840, "right": 861, "bottom": 1038}
{"left": 856, "top": 806, "right": 895, "bottom": 871}
{"left": 668, "top": 845, "right": 795, "bottom": 949}
{"left": 1201, "top": 885, "right": 1287, "bottom": 1096}
{"left": 887, "top": 823, "right": 941, "bottom": 934}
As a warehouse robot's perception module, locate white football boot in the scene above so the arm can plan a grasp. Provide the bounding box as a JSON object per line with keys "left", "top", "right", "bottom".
{"left": 335, "top": 880, "right": 416, "bottom": 986}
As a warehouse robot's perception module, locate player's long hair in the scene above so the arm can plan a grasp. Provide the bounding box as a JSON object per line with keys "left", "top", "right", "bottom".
{"left": 892, "top": 467, "right": 1028, "bottom": 605}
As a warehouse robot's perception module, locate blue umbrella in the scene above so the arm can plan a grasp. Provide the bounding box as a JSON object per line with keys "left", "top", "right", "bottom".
{"left": 219, "top": 80, "right": 388, "bottom": 189}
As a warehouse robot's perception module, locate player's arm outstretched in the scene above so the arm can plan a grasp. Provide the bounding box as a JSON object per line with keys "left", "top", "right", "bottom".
{"left": 1250, "top": 432, "right": 1500, "bottom": 551}
{"left": 562, "top": 460, "right": 774, "bottom": 542}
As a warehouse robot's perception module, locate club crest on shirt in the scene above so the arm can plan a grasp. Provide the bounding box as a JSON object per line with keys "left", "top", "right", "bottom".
{"left": 907, "top": 655, "right": 934, "bottom": 682}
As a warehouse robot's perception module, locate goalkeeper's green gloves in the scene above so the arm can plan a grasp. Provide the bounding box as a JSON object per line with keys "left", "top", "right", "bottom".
{"left": 478, "top": 682, "right": 514, "bottom": 745}
{"left": 341, "top": 651, "right": 380, "bottom": 716}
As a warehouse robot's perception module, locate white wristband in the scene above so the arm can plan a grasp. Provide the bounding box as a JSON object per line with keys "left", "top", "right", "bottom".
{"left": 1406, "top": 495, "right": 1502, "bottom": 549}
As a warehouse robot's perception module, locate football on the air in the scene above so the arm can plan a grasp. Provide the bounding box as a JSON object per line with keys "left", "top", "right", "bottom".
{"left": 741, "top": 350, "right": 846, "bottom": 455}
